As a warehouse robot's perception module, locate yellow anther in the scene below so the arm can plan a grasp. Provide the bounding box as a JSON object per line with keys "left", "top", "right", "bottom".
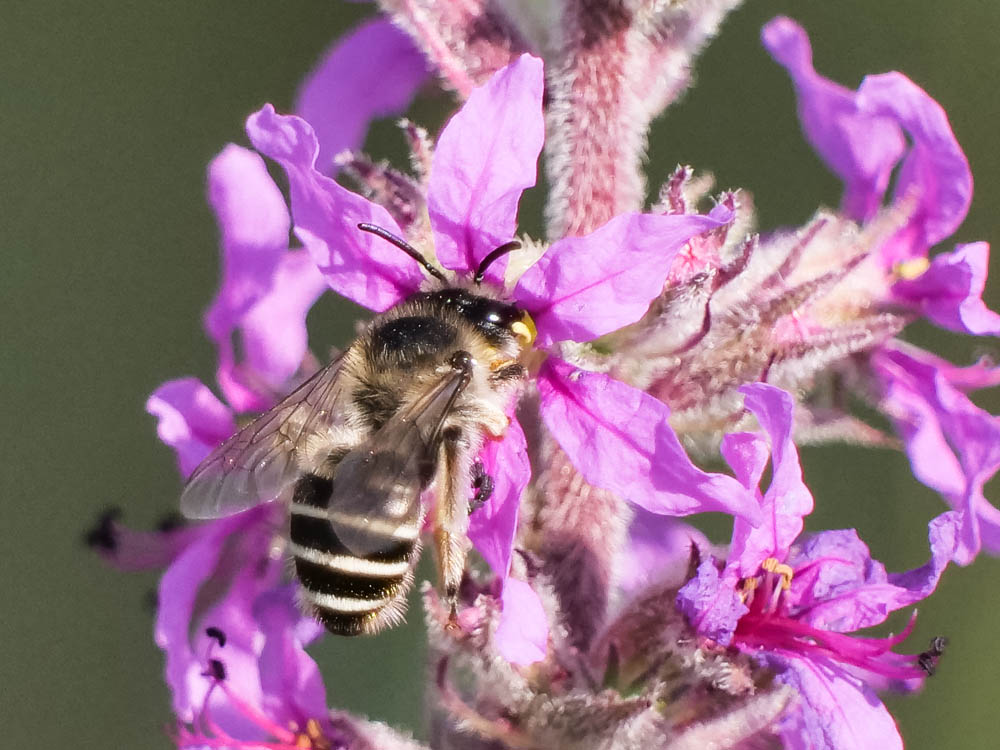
{"left": 761, "top": 557, "right": 794, "bottom": 590}
{"left": 739, "top": 576, "right": 759, "bottom": 601}
{"left": 511, "top": 313, "right": 537, "bottom": 347}
{"left": 893, "top": 257, "right": 931, "bottom": 281}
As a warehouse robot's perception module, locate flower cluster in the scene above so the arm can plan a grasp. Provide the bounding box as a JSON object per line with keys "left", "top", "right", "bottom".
{"left": 91, "top": 4, "right": 999, "bottom": 750}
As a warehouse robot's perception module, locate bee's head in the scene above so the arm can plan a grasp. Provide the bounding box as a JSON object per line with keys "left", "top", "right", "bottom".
{"left": 422, "top": 289, "right": 534, "bottom": 348}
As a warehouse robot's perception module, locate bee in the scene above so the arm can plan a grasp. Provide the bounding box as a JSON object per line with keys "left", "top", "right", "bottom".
{"left": 180, "top": 224, "right": 534, "bottom": 635}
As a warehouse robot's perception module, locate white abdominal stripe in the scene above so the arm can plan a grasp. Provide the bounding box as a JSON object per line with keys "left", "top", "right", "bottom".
{"left": 288, "top": 543, "right": 411, "bottom": 578}
{"left": 289, "top": 503, "right": 421, "bottom": 542}
{"left": 302, "top": 588, "right": 393, "bottom": 613}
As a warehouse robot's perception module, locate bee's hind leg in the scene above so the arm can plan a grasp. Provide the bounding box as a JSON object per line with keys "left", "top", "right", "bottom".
{"left": 433, "top": 426, "right": 472, "bottom": 623}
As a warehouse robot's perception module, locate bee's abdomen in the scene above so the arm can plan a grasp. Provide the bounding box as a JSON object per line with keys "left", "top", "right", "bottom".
{"left": 289, "top": 474, "right": 417, "bottom": 636}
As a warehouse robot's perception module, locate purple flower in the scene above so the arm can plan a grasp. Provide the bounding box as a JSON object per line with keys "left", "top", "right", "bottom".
{"left": 92, "top": 378, "right": 325, "bottom": 742}
{"left": 204, "top": 18, "right": 428, "bottom": 412}
{"left": 244, "top": 54, "right": 761, "bottom": 663}
{"left": 295, "top": 17, "right": 429, "bottom": 175}
{"left": 677, "top": 383, "right": 958, "bottom": 749}
{"left": 204, "top": 145, "right": 327, "bottom": 413}
{"left": 145, "top": 382, "right": 312, "bottom": 729}
{"left": 763, "top": 16, "right": 998, "bottom": 338}
{"left": 169, "top": 586, "right": 335, "bottom": 749}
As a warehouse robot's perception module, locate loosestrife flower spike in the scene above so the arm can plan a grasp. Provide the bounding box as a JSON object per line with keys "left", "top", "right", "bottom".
{"left": 90, "top": 6, "right": 1000, "bottom": 747}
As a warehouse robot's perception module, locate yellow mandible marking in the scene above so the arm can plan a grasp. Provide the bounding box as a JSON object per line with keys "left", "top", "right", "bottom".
{"left": 511, "top": 312, "right": 537, "bottom": 348}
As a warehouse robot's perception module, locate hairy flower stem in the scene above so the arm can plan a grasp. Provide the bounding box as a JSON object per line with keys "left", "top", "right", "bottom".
{"left": 545, "top": 0, "right": 642, "bottom": 238}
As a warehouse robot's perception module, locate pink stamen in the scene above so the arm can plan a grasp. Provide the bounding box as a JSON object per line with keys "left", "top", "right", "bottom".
{"left": 735, "top": 608, "right": 927, "bottom": 682}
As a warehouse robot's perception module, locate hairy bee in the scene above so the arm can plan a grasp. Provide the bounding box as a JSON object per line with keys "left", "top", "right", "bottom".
{"left": 180, "top": 225, "right": 533, "bottom": 635}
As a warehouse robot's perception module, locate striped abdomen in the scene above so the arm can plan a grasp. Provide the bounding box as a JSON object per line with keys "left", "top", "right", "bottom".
{"left": 289, "top": 473, "right": 419, "bottom": 635}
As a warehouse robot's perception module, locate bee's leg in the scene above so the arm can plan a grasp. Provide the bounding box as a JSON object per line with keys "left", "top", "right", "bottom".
{"left": 469, "top": 460, "right": 494, "bottom": 514}
{"left": 489, "top": 362, "right": 525, "bottom": 383}
{"left": 433, "top": 426, "right": 471, "bottom": 622}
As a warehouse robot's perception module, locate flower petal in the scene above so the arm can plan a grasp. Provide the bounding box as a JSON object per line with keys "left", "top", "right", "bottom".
{"left": 857, "top": 72, "right": 971, "bottom": 260}
{"left": 515, "top": 206, "right": 733, "bottom": 346}
{"left": 427, "top": 54, "right": 544, "bottom": 279}
{"left": 763, "top": 17, "right": 971, "bottom": 264}
{"left": 536, "top": 358, "right": 759, "bottom": 521}
{"left": 203, "top": 145, "right": 298, "bottom": 410}
{"left": 468, "top": 417, "right": 530, "bottom": 579}
{"left": 762, "top": 17, "right": 905, "bottom": 222}
{"left": 147, "top": 378, "right": 236, "bottom": 477}
{"left": 892, "top": 242, "right": 1000, "bottom": 336}
{"left": 254, "top": 586, "right": 328, "bottom": 728}
{"left": 238, "top": 251, "right": 328, "bottom": 389}
{"left": 728, "top": 384, "right": 814, "bottom": 575}
{"left": 154, "top": 506, "right": 278, "bottom": 727}
{"left": 676, "top": 558, "right": 747, "bottom": 646}
{"left": 873, "top": 344, "right": 1000, "bottom": 564}
{"left": 785, "top": 515, "right": 954, "bottom": 634}
{"left": 776, "top": 658, "right": 903, "bottom": 750}
{"left": 495, "top": 578, "right": 548, "bottom": 666}
{"left": 295, "top": 18, "right": 429, "bottom": 174}
{"left": 616, "top": 510, "right": 712, "bottom": 597}
{"left": 246, "top": 105, "right": 425, "bottom": 311}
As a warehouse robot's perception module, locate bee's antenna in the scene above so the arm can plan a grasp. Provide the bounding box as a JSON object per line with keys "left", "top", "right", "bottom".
{"left": 357, "top": 223, "right": 447, "bottom": 282}
{"left": 474, "top": 240, "right": 521, "bottom": 284}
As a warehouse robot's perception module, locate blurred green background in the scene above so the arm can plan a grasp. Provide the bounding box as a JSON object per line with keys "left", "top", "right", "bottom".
{"left": 3, "top": 1, "right": 998, "bottom": 747}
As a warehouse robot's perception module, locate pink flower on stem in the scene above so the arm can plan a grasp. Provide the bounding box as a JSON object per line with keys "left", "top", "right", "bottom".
{"left": 678, "top": 384, "right": 958, "bottom": 750}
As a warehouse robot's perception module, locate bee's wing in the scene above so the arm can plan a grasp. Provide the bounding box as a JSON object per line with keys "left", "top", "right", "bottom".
{"left": 328, "top": 363, "right": 471, "bottom": 557}
{"left": 180, "top": 354, "right": 349, "bottom": 519}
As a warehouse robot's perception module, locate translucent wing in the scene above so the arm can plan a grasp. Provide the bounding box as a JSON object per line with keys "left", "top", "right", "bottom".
{"left": 327, "top": 360, "right": 472, "bottom": 557}
{"left": 180, "top": 354, "right": 349, "bottom": 519}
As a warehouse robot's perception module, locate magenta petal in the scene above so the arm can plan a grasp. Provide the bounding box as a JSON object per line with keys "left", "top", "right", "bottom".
{"left": 892, "top": 344, "right": 1000, "bottom": 392}
{"left": 246, "top": 105, "right": 424, "bottom": 312}
{"left": 676, "top": 558, "right": 747, "bottom": 646}
{"left": 873, "top": 344, "right": 1000, "bottom": 564}
{"left": 617, "top": 510, "right": 712, "bottom": 596}
{"left": 536, "top": 358, "right": 759, "bottom": 521}
{"left": 147, "top": 379, "right": 236, "bottom": 477}
{"left": 784, "top": 514, "right": 953, "bottom": 633}
{"left": 777, "top": 659, "right": 903, "bottom": 750}
{"left": 495, "top": 578, "right": 548, "bottom": 666}
{"left": 468, "top": 418, "right": 530, "bottom": 578}
{"left": 762, "top": 17, "right": 905, "bottom": 222}
{"left": 743, "top": 385, "right": 814, "bottom": 559}
{"left": 204, "top": 144, "right": 290, "bottom": 325}
{"left": 254, "top": 587, "right": 328, "bottom": 728}
{"left": 295, "top": 18, "right": 428, "bottom": 174}
{"left": 784, "top": 529, "right": 892, "bottom": 631}
{"left": 203, "top": 145, "right": 297, "bottom": 410}
{"left": 154, "top": 507, "right": 276, "bottom": 726}
{"left": 892, "top": 242, "right": 1000, "bottom": 335}
{"left": 719, "top": 431, "right": 770, "bottom": 493}
{"left": 885, "top": 510, "right": 959, "bottom": 601}
{"left": 427, "top": 55, "right": 544, "bottom": 279}
{"left": 516, "top": 206, "right": 733, "bottom": 346}
{"left": 239, "top": 251, "right": 328, "bottom": 387}
{"left": 857, "top": 72, "right": 971, "bottom": 258}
